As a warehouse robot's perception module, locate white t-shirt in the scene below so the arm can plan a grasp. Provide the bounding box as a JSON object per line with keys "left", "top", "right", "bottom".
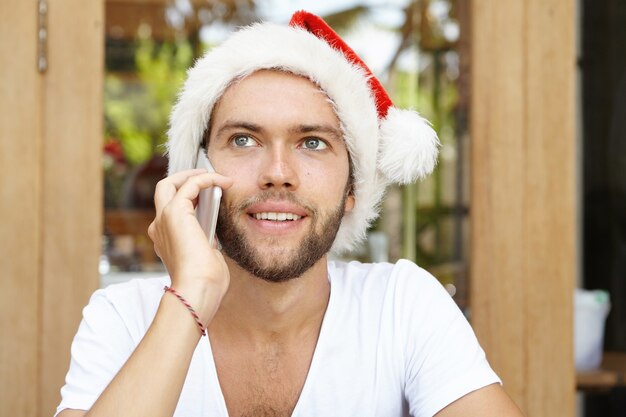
{"left": 56, "top": 260, "right": 500, "bottom": 417}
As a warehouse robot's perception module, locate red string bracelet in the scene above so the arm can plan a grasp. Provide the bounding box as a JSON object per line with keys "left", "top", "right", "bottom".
{"left": 164, "top": 286, "right": 206, "bottom": 336}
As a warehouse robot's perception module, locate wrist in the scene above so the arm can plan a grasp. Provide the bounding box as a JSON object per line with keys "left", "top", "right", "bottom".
{"left": 166, "top": 279, "right": 225, "bottom": 325}
{"left": 163, "top": 286, "right": 206, "bottom": 336}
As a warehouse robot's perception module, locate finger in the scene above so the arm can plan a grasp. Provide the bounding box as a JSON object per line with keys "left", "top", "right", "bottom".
{"left": 147, "top": 221, "right": 156, "bottom": 241}
{"left": 173, "top": 172, "right": 233, "bottom": 203}
{"left": 154, "top": 169, "right": 206, "bottom": 213}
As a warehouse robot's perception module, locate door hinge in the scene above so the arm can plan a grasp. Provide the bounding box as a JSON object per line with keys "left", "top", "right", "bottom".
{"left": 38, "top": 0, "right": 48, "bottom": 72}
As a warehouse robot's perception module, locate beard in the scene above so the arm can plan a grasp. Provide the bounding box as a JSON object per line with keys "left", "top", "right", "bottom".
{"left": 215, "top": 190, "right": 346, "bottom": 283}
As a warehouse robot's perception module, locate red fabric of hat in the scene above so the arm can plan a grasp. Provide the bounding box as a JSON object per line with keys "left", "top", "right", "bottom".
{"left": 289, "top": 10, "right": 394, "bottom": 120}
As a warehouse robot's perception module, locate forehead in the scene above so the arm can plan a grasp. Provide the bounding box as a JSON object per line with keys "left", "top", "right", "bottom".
{"left": 225, "top": 69, "right": 326, "bottom": 99}
{"left": 211, "top": 69, "right": 339, "bottom": 125}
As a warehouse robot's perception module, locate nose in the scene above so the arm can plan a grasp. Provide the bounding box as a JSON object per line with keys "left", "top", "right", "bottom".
{"left": 258, "top": 145, "right": 299, "bottom": 190}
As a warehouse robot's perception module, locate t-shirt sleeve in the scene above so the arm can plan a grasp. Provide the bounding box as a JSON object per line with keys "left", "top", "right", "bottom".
{"left": 55, "top": 288, "right": 140, "bottom": 415}
{"left": 396, "top": 261, "right": 501, "bottom": 417}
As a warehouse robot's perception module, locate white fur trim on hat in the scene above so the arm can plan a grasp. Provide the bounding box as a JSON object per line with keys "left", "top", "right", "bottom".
{"left": 378, "top": 107, "right": 440, "bottom": 184}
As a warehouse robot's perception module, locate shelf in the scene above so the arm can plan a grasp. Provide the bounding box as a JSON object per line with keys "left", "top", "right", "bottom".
{"left": 577, "top": 352, "right": 626, "bottom": 391}
{"left": 105, "top": 209, "right": 155, "bottom": 236}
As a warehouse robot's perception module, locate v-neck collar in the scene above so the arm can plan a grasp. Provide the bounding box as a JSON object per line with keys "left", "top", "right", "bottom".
{"left": 201, "top": 269, "right": 337, "bottom": 417}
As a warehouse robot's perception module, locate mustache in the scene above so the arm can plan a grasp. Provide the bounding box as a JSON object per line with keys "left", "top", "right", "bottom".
{"left": 224, "top": 190, "right": 318, "bottom": 216}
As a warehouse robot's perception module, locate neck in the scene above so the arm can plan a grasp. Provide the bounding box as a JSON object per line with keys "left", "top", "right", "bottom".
{"left": 209, "top": 255, "right": 331, "bottom": 345}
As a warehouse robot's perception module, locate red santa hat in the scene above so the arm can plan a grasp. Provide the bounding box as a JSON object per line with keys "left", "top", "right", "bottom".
{"left": 167, "top": 10, "right": 439, "bottom": 254}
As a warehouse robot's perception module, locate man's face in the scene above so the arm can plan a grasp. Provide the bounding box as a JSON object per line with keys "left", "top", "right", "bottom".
{"left": 207, "top": 70, "right": 354, "bottom": 282}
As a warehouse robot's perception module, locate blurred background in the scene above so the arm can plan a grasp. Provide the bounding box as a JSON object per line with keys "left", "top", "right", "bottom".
{"left": 100, "top": 0, "right": 470, "bottom": 302}
{"left": 1, "top": 0, "right": 625, "bottom": 416}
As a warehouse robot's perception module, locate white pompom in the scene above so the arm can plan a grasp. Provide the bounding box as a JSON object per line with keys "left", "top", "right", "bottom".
{"left": 378, "top": 107, "right": 440, "bottom": 184}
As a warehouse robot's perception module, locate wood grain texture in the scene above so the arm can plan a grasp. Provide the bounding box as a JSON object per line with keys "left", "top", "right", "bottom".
{"left": 470, "top": 0, "right": 527, "bottom": 407}
{"left": 470, "top": 1, "right": 576, "bottom": 416}
{"left": 524, "top": 1, "right": 576, "bottom": 415}
{"left": 0, "top": 1, "right": 41, "bottom": 416}
{"left": 40, "top": 0, "right": 104, "bottom": 415}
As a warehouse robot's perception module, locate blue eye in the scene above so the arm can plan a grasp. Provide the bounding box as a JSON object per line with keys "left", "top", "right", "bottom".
{"left": 232, "top": 135, "right": 257, "bottom": 147}
{"left": 302, "top": 138, "right": 327, "bottom": 150}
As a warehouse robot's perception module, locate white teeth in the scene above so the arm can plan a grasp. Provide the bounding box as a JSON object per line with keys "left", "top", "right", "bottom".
{"left": 253, "top": 212, "right": 302, "bottom": 221}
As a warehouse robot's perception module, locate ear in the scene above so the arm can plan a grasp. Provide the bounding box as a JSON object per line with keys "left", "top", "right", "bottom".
{"left": 344, "top": 193, "right": 355, "bottom": 213}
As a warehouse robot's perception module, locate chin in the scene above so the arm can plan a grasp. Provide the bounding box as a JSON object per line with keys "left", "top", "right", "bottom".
{"left": 230, "top": 240, "right": 318, "bottom": 283}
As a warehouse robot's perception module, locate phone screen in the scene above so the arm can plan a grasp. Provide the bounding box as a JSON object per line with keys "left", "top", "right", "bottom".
{"left": 194, "top": 149, "right": 222, "bottom": 247}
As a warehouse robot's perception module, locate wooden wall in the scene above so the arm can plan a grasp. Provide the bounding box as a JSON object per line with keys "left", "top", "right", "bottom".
{"left": 0, "top": 1, "right": 41, "bottom": 415}
{"left": 0, "top": 1, "right": 103, "bottom": 415}
{"left": 470, "top": 0, "right": 576, "bottom": 416}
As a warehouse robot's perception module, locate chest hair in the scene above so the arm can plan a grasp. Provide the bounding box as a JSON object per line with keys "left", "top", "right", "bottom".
{"left": 213, "top": 337, "right": 317, "bottom": 417}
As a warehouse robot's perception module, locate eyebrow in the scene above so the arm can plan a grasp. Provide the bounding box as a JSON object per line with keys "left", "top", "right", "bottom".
{"left": 214, "top": 121, "right": 265, "bottom": 138}
{"left": 289, "top": 124, "right": 343, "bottom": 143}
{"left": 214, "top": 120, "right": 343, "bottom": 143}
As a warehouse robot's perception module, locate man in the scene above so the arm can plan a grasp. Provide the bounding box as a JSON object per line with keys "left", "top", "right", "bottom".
{"left": 56, "top": 11, "right": 524, "bottom": 417}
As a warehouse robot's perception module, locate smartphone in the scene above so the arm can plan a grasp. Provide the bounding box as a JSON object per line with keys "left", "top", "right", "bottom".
{"left": 194, "top": 148, "right": 222, "bottom": 247}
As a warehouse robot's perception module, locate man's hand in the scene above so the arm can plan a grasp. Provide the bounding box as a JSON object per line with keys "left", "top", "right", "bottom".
{"left": 148, "top": 169, "right": 233, "bottom": 326}
{"left": 57, "top": 170, "right": 236, "bottom": 417}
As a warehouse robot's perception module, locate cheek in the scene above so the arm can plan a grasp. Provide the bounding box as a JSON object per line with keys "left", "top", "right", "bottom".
{"left": 302, "top": 163, "right": 350, "bottom": 196}
{"left": 213, "top": 155, "right": 259, "bottom": 185}
{"left": 214, "top": 162, "right": 257, "bottom": 205}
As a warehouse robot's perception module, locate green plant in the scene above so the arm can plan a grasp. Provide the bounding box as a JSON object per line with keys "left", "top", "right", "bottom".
{"left": 104, "top": 38, "right": 194, "bottom": 166}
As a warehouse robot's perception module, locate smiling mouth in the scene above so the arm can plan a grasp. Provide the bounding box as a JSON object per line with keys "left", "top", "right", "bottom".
{"left": 251, "top": 212, "right": 303, "bottom": 221}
